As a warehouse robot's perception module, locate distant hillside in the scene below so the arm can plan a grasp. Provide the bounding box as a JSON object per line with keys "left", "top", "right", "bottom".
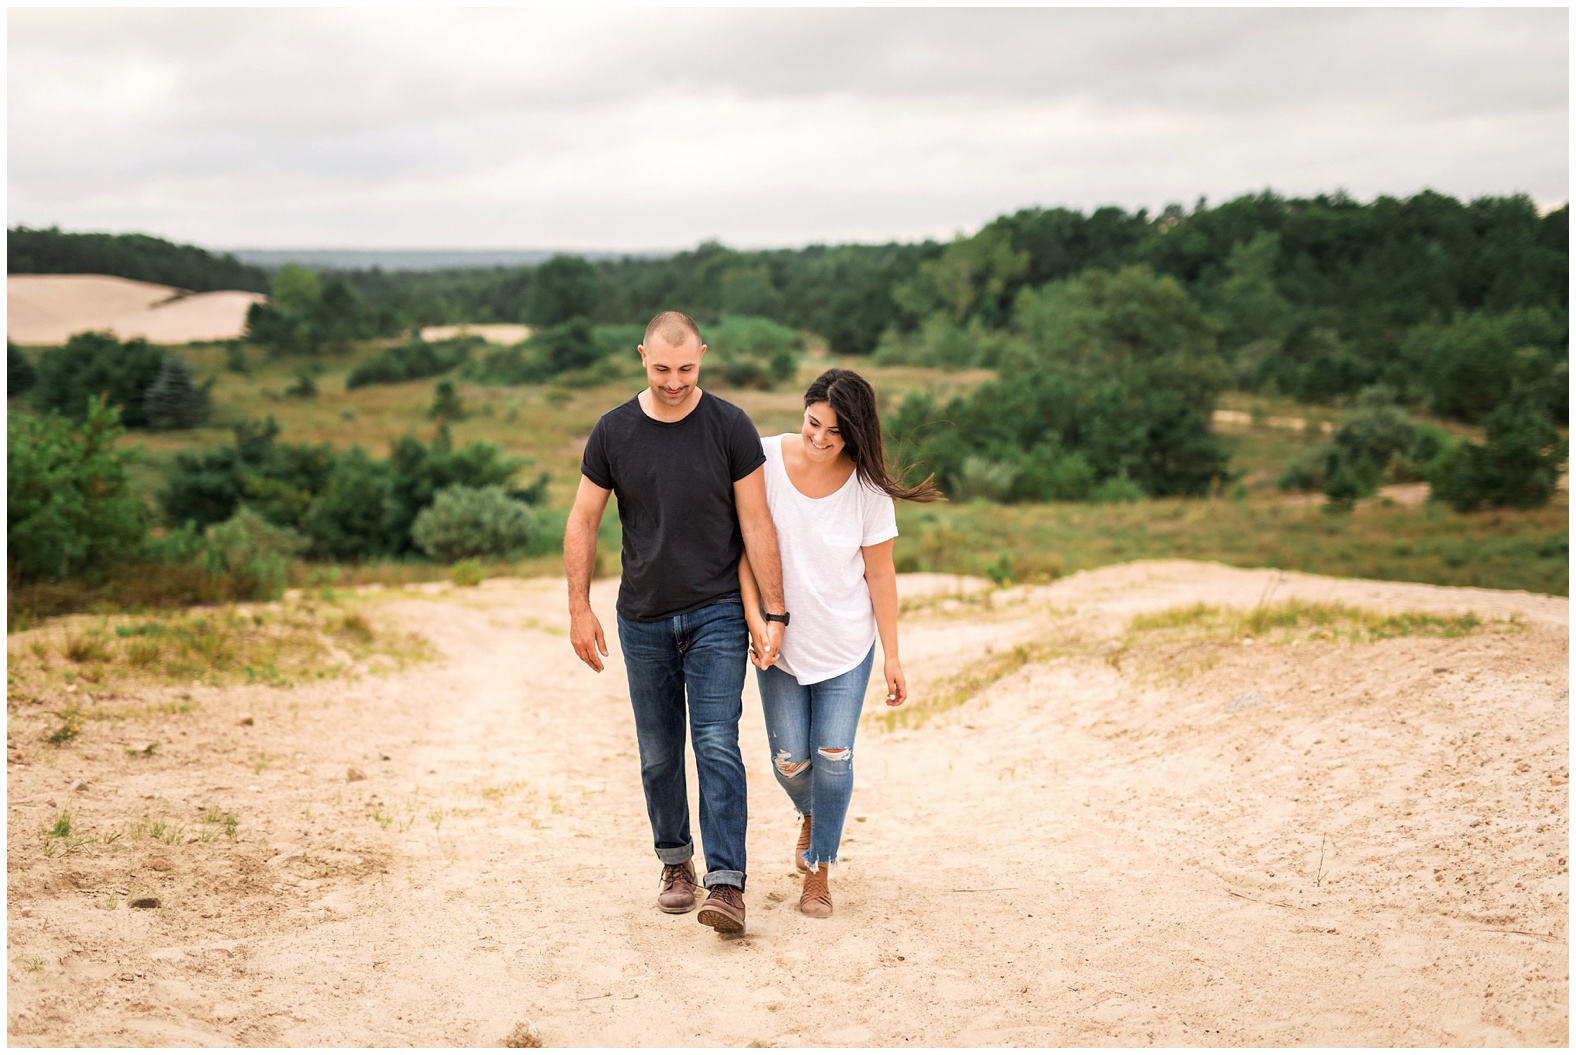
{"left": 229, "top": 248, "right": 673, "bottom": 271}
{"left": 8, "top": 226, "right": 271, "bottom": 293}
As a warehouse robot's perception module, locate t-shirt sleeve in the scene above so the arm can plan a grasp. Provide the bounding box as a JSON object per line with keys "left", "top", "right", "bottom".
{"left": 862, "top": 489, "right": 899, "bottom": 547}
{"left": 726, "top": 406, "right": 768, "bottom": 483}
{"left": 580, "top": 417, "right": 614, "bottom": 490}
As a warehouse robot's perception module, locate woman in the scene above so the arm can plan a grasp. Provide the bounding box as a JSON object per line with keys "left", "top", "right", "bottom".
{"left": 739, "top": 368, "right": 941, "bottom": 918}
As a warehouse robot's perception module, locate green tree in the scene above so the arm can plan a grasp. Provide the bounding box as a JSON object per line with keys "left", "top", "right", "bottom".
{"left": 428, "top": 379, "right": 467, "bottom": 421}
{"left": 144, "top": 354, "right": 210, "bottom": 430}
{"left": 1429, "top": 388, "right": 1567, "bottom": 512}
{"left": 8, "top": 342, "right": 36, "bottom": 396}
{"left": 32, "top": 331, "right": 167, "bottom": 428}
{"left": 7, "top": 397, "right": 147, "bottom": 582}
{"left": 525, "top": 255, "right": 598, "bottom": 326}
{"left": 1404, "top": 308, "right": 1565, "bottom": 424}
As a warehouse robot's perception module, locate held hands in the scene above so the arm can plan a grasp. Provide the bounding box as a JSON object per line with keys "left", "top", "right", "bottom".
{"left": 747, "top": 618, "right": 783, "bottom": 670}
{"left": 570, "top": 606, "right": 608, "bottom": 673}
{"left": 883, "top": 655, "right": 908, "bottom": 707}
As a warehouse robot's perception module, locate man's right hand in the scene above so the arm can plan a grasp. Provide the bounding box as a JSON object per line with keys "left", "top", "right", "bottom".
{"left": 570, "top": 607, "right": 608, "bottom": 673}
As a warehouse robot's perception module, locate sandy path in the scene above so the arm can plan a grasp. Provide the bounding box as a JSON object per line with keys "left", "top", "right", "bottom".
{"left": 6, "top": 562, "right": 1568, "bottom": 1045}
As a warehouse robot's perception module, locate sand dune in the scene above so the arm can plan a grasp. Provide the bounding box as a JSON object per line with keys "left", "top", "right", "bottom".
{"left": 419, "top": 323, "right": 531, "bottom": 345}
{"left": 7, "top": 274, "right": 266, "bottom": 346}
{"left": 5, "top": 561, "right": 1567, "bottom": 1045}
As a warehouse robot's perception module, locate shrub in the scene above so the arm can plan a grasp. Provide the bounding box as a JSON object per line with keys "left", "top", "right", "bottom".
{"left": 411, "top": 485, "right": 537, "bottom": 562}
{"left": 161, "top": 417, "right": 337, "bottom": 530}
{"left": 284, "top": 368, "right": 318, "bottom": 399}
{"left": 1429, "top": 389, "right": 1568, "bottom": 512}
{"left": 7, "top": 397, "right": 148, "bottom": 583}
{"left": 706, "top": 316, "right": 803, "bottom": 390}
{"left": 300, "top": 425, "right": 524, "bottom": 559}
{"left": 32, "top": 331, "right": 167, "bottom": 427}
{"left": 429, "top": 379, "right": 466, "bottom": 421}
{"left": 198, "top": 506, "right": 311, "bottom": 601}
{"left": 1405, "top": 308, "right": 1565, "bottom": 424}
{"left": 8, "top": 342, "right": 37, "bottom": 396}
{"left": 951, "top": 457, "right": 1019, "bottom": 502}
{"left": 144, "top": 354, "right": 211, "bottom": 430}
{"left": 345, "top": 335, "right": 477, "bottom": 390}
{"left": 1089, "top": 473, "right": 1146, "bottom": 504}
{"left": 450, "top": 558, "right": 485, "bottom": 587}
{"left": 300, "top": 447, "right": 398, "bottom": 559}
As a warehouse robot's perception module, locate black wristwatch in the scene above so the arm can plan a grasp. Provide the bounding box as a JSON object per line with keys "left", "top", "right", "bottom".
{"left": 764, "top": 611, "right": 791, "bottom": 626}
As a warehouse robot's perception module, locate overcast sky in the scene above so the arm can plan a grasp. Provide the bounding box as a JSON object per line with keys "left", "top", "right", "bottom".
{"left": 8, "top": 7, "right": 1569, "bottom": 251}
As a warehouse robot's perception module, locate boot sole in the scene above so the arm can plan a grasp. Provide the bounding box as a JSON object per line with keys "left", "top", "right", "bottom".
{"left": 657, "top": 899, "right": 696, "bottom": 914}
{"left": 696, "top": 905, "right": 745, "bottom": 933}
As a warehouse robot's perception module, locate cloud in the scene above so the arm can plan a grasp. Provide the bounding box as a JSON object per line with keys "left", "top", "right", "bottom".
{"left": 8, "top": 8, "right": 1567, "bottom": 249}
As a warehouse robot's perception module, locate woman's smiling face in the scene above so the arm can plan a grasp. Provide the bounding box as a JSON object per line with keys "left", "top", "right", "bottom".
{"left": 800, "top": 401, "right": 846, "bottom": 463}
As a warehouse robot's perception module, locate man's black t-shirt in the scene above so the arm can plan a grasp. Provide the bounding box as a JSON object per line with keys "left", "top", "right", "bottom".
{"left": 580, "top": 391, "right": 766, "bottom": 622}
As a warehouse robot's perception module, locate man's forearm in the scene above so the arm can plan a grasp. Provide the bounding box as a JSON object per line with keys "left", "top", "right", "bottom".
{"left": 564, "top": 514, "right": 598, "bottom": 612}
{"left": 741, "top": 521, "right": 785, "bottom": 613}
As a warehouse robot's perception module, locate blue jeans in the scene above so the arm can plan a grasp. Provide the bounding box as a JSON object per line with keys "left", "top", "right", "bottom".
{"left": 756, "top": 646, "right": 875, "bottom": 871}
{"left": 617, "top": 596, "right": 748, "bottom": 890}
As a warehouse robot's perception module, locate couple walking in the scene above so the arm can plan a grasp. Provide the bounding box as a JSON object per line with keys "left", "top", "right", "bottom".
{"left": 564, "top": 310, "right": 939, "bottom": 933}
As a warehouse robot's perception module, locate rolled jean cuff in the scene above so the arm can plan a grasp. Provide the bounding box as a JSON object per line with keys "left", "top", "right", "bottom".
{"left": 655, "top": 843, "right": 694, "bottom": 866}
{"left": 702, "top": 869, "right": 745, "bottom": 890}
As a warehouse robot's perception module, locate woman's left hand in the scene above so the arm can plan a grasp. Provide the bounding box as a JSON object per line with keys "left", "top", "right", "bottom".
{"left": 883, "top": 655, "right": 907, "bottom": 707}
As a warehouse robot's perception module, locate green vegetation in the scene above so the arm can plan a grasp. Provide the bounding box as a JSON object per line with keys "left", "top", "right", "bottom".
{"left": 410, "top": 484, "right": 539, "bottom": 562}
{"left": 245, "top": 264, "right": 386, "bottom": 357}
{"left": 346, "top": 333, "right": 479, "bottom": 390}
{"left": 1127, "top": 600, "right": 1490, "bottom": 642}
{"left": 892, "top": 492, "right": 1567, "bottom": 597}
{"left": 8, "top": 397, "right": 148, "bottom": 583}
{"left": 9, "top": 341, "right": 37, "bottom": 395}
{"left": 1277, "top": 389, "right": 1455, "bottom": 507}
{"left": 886, "top": 265, "right": 1233, "bottom": 500}
{"left": 5, "top": 189, "right": 1566, "bottom": 622}
{"left": 30, "top": 331, "right": 200, "bottom": 429}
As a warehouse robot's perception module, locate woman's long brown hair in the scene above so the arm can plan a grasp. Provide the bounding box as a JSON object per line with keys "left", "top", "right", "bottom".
{"left": 803, "top": 368, "right": 943, "bottom": 503}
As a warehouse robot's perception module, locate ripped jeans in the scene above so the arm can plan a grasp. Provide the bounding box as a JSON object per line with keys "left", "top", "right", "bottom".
{"left": 756, "top": 646, "right": 874, "bottom": 872}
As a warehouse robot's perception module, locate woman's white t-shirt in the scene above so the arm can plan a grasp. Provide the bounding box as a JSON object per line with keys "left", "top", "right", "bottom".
{"left": 761, "top": 433, "right": 899, "bottom": 685}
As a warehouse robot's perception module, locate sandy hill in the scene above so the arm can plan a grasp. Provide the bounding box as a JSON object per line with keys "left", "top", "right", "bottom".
{"left": 7, "top": 274, "right": 266, "bottom": 346}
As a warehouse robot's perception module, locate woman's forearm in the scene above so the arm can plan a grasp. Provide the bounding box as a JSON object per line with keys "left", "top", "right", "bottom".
{"left": 738, "top": 552, "right": 763, "bottom": 618}
{"left": 864, "top": 540, "right": 899, "bottom": 659}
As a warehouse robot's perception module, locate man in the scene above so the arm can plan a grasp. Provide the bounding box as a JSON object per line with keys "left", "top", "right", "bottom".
{"left": 564, "top": 310, "right": 786, "bottom": 934}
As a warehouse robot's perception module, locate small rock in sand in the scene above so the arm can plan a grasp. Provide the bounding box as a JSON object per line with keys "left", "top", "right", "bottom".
{"left": 71, "top": 780, "right": 90, "bottom": 793}
{"left": 503, "top": 1021, "right": 543, "bottom": 1048}
{"left": 347, "top": 767, "right": 367, "bottom": 782}
{"left": 239, "top": 715, "right": 255, "bottom": 726}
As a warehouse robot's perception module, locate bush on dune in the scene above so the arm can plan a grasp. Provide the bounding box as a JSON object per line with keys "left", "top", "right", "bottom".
{"left": 7, "top": 396, "right": 147, "bottom": 584}
{"left": 345, "top": 334, "right": 480, "bottom": 390}
{"left": 411, "top": 485, "right": 538, "bottom": 562}
{"left": 32, "top": 331, "right": 169, "bottom": 428}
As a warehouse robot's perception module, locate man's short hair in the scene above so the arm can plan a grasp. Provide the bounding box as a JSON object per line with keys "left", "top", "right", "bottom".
{"left": 643, "top": 311, "right": 703, "bottom": 349}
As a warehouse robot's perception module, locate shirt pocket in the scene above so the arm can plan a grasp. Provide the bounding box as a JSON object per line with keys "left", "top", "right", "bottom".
{"left": 818, "top": 529, "right": 866, "bottom": 588}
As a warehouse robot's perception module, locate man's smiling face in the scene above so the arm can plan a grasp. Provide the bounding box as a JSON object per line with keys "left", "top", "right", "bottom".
{"left": 639, "top": 332, "right": 705, "bottom": 407}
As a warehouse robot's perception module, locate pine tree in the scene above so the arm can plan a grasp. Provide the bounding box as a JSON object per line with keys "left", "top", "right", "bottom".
{"left": 428, "top": 379, "right": 467, "bottom": 421}
{"left": 143, "top": 355, "right": 206, "bottom": 430}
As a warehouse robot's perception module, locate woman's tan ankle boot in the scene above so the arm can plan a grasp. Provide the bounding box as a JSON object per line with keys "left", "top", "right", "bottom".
{"left": 794, "top": 814, "right": 812, "bottom": 873}
{"left": 800, "top": 865, "right": 832, "bottom": 917}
